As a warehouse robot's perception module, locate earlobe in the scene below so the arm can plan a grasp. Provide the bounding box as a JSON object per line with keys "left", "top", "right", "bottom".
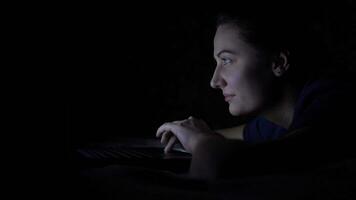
{"left": 271, "top": 51, "right": 290, "bottom": 77}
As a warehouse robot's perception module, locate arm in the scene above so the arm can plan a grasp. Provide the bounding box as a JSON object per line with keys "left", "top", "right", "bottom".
{"left": 189, "top": 136, "right": 247, "bottom": 180}
{"left": 190, "top": 127, "right": 314, "bottom": 180}
{"left": 157, "top": 117, "right": 306, "bottom": 180}
{"left": 214, "top": 124, "right": 246, "bottom": 140}
{"left": 156, "top": 117, "right": 250, "bottom": 179}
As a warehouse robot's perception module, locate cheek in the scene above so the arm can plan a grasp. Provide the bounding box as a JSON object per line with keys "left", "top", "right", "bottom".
{"left": 227, "top": 55, "right": 274, "bottom": 115}
{"left": 229, "top": 69, "right": 258, "bottom": 99}
{"left": 229, "top": 70, "right": 269, "bottom": 114}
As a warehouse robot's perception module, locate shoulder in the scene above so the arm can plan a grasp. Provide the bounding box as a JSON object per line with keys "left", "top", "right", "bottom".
{"left": 243, "top": 117, "right": 288, "bottom": 144}
{"left": 290, "top": 75, "right": 356, "bottom": 130}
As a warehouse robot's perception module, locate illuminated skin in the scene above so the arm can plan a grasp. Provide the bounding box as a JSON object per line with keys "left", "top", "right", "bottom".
{"left": 211, "top": 23, "right": 277, "bottom": 117}
{"left": 157, "top": 23, "right": 295, "bottom": 157}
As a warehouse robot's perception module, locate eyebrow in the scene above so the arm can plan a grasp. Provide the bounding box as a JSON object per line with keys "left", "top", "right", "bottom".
{"left": 215, "top": 50, "right": 238, "bottom": 58}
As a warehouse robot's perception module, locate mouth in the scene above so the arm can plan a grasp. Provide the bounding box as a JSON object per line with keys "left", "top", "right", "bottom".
{"left": 224, "top": 95, "right": 235, "bottom": 102}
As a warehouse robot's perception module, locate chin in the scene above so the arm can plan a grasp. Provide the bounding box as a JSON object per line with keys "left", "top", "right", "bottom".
{"left": 229, "top": 105, "right": 242, "bottom": 116}
{"left": 229, "top": 104, "right": 252, "bottom": 117}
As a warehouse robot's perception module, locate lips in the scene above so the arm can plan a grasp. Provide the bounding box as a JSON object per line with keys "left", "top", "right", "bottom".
{"left": 224, "top": 94, "right": 235, "bottom": 102}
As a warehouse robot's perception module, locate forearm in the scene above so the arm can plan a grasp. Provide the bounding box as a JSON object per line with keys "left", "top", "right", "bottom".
{"left": 215, "top": 124, "right": 245, "bottom": 140}
{"left": 188, "top": 137, "right": 289, "bottom": 180}
{"left": 189, "top": 137, "right": 247, "bottom": 180}
{"left": 189, "top": 127, "right": 318, "bottom": 180}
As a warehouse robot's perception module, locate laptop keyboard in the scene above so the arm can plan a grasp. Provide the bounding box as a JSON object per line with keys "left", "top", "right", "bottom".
{"left": 77, "top": 147, "right": 190, "bottom": 160}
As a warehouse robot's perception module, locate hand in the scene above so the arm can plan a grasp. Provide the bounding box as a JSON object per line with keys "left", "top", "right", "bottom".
{"left": 156, "top": 116, "right": 221, "bottom": 154}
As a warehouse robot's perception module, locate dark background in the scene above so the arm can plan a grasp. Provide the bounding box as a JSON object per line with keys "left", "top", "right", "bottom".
{"left": 64, "top": 9, "right": 240, "bottom": 147}
{"left": 64, "top": 2, "right": 356, "bottom": 147}
{"left": 7, "top": 2, "right": 353, "bottom": 199}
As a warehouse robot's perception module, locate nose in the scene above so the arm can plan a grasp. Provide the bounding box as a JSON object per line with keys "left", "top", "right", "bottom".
{"left": 210, "top": 66, "right": 226, "bottom": 89}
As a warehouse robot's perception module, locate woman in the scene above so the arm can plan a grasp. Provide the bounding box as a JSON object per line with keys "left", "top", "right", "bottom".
{"left": 156, "top": 8, "right": 355, "bottom": 179}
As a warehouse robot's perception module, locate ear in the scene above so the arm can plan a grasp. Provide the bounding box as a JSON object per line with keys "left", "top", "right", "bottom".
{"left": 271, "top": 50, "right": 290, "bottom": 77}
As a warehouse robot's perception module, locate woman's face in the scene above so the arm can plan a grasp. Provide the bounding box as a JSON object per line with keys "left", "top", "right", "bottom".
{"left": 211, "top": 23, "right": 276, "bottom": 116}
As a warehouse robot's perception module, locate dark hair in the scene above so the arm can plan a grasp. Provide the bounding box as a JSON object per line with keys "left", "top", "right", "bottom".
{"left": 215, "top": 5, "right": 332, "bottom": 83}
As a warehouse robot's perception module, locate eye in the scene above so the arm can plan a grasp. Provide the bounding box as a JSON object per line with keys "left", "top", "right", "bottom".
{"left": 221, "top": 57, "right": 232, "bottom": 65}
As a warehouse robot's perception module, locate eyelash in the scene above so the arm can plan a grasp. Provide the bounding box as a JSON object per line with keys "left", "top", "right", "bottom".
{"left": 221, "top": 58, "right": 232, "bottom": 65}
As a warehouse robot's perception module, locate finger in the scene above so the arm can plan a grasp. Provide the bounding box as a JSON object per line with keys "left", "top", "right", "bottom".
{"left": 164, "top": 136, "right": 177, "bottom": 154}
{"left": 156, "top": 122, "right": 180, "bottom": 138}
{"left": 160, "top": 131, "right": 172, "bottom": 145}
{"left": 172, "top": 120, "right": 184, "bottom": 124}
{"left": 173, "top": 119, "right": 189, "bottom": 126}
{"left": 156, "top": 123, "right": 170, "bottom": 138}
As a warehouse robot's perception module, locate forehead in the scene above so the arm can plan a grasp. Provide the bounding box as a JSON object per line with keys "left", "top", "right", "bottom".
{"left": 214, "top": 24, "right": 262, "bottom": 59}
{"left": 214, "top": 24, "right": 246, "bottom": 54}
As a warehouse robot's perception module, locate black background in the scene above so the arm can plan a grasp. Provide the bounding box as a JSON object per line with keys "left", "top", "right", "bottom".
{"left": 64, "top": 9, "right": 240, "bottom": 146}
{"left": 6, "top": 2, "right": 354, "bottom": 198}
{"left": 62, "top": 2, "right": 356, "bottom": 148}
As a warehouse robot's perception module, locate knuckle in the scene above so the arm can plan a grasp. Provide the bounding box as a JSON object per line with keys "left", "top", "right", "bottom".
{"left": 162, "top": 131, "right": 170, "bottom": 138}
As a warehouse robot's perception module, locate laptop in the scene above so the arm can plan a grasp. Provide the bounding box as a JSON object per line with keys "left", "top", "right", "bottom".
{"left": 74, "top": 137, "right": 192, "bottom": 173}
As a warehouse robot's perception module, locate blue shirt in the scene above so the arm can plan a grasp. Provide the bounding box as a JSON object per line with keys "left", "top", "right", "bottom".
{"left": 243, "top": 78, "right": 355, "bottom": 144}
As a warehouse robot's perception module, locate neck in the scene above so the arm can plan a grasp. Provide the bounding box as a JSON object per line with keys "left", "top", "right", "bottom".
{"left": 261, "top": 84, "right": 299, "bottom": 129}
